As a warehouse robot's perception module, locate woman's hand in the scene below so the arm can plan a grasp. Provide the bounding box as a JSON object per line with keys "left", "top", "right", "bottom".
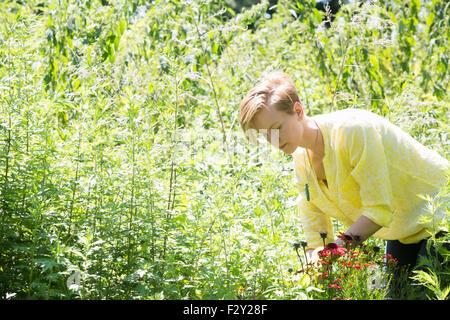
{"left": 331, "top": 215, "right": 382, "bottom": 246}
{"left": 332, "top": 238, "right": 344, "bottom": 247}
{"left": 306, "top": 247, "right": 325, "bottom": 267}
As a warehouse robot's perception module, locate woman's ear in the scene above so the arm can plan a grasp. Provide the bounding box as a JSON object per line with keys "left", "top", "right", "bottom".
{"left": 293, "top": 101, "right": 304, "bottom": 119}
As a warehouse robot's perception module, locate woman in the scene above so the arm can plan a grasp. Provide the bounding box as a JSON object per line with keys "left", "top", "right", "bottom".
{"left": 239, "top": 71, "right": 449, "bottom": 298}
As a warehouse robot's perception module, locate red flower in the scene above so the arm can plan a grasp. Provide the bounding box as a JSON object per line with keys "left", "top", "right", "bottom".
{"left": 387, "top": 258, "right": 398, "bottom": 266}
{"left": 351, "top": 262, "right": 364, "bottom": 270}
{"left": 325, "top": 243, "right": 347, "bottom": 256}
{"left": 326, "top": 243, "right": 338, "bottom": 249}
{"left": 342, "top": 261, "right": 353, "bottom": 268}
{"left": 318, "top": 249, "right": 331, "bottom": 258}
{"left": 327, "top": 283, "right": 343, "bottom": 290}
{"left": 337, "top": 232, "right": 353, "bottom": 242}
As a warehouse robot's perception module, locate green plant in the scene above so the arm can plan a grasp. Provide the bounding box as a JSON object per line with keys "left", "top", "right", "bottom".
{"left": 0, "top": 0, "right": 448, "bottom": 300}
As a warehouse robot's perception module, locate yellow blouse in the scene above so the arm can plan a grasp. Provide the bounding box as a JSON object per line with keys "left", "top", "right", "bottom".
{"left": 292, "top": 108, "right": 449, "bottom": 250}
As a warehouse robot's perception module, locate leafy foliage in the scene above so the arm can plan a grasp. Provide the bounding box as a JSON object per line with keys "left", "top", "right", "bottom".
{"left": 0, "top": 0, "right": 448, "bottom": 299}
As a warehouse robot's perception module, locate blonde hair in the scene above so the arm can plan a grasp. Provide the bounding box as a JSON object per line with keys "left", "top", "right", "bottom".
{"left": 239, "top": 71, "right": 299, "bottom": 135}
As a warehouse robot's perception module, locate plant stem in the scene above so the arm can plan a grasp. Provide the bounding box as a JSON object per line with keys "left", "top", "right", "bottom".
{"left": 162, "top": 72, "right": 179, "bottom": 261}
{"left": 127, "top": 119, "right": 136, "bottom": 273}
{"left": 191, "top": 11, "right": 234, "bottom": 170}
{"left": 332, "top": 36, "right": 351, "bottom": 109}
{"left": 295, "top": 247, "right": 304, "bottom": 271}
{"left": 68, "top": 130, "right": 81, "bottom": 240}
{"left": 302, "top": 246, "right": 310, "bottom": 275}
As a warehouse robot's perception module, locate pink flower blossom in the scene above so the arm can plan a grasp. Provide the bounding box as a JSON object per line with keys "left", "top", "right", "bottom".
{"left": 322, "top": 243, "right": 347, "bottom": 256}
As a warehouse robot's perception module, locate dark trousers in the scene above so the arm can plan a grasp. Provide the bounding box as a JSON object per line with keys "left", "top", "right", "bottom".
{"left": 385, "top": 231, "right": 448, "bottom": 299}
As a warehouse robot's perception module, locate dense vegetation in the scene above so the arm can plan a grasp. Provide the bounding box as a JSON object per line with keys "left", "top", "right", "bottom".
{"left": 0, "top": 0, "right": 448, "bottom": 299}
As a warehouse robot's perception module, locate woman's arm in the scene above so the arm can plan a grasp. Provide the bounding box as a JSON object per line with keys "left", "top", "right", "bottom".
{"left": 305, "top": 215, "right": 381, "bottom": 259}
{"left": 333, "top": 215, "right": 382, "bottom": 246}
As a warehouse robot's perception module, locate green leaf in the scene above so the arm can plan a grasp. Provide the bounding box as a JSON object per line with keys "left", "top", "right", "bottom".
{"left": 119, "top": 19, "right": 126, "bottom": 35}
{"left": 68, "top": 249, "right": 86, "bottom": 260}
{"left": 369, "top": 55, "right": 379, "bottom": 71}
{"left": 426, "top": 12, "right": 435, "bottom": 27}
{"left": 257, "top": 45, "right": 266, "bottom": 56}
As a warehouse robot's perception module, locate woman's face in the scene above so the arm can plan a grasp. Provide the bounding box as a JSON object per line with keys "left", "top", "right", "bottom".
{"left": 251, "top": 102, "right": 306, "bottom": 155}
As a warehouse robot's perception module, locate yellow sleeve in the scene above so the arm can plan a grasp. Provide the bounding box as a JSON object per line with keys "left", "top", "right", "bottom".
{"left": 343, "top": 122, "right": 394, "bottom": 228}
{"left": 293, "top": 162, "right": 334, "bottom": 250}
{"left": 297, "top": 197, "right": 334, "bottom": 250}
